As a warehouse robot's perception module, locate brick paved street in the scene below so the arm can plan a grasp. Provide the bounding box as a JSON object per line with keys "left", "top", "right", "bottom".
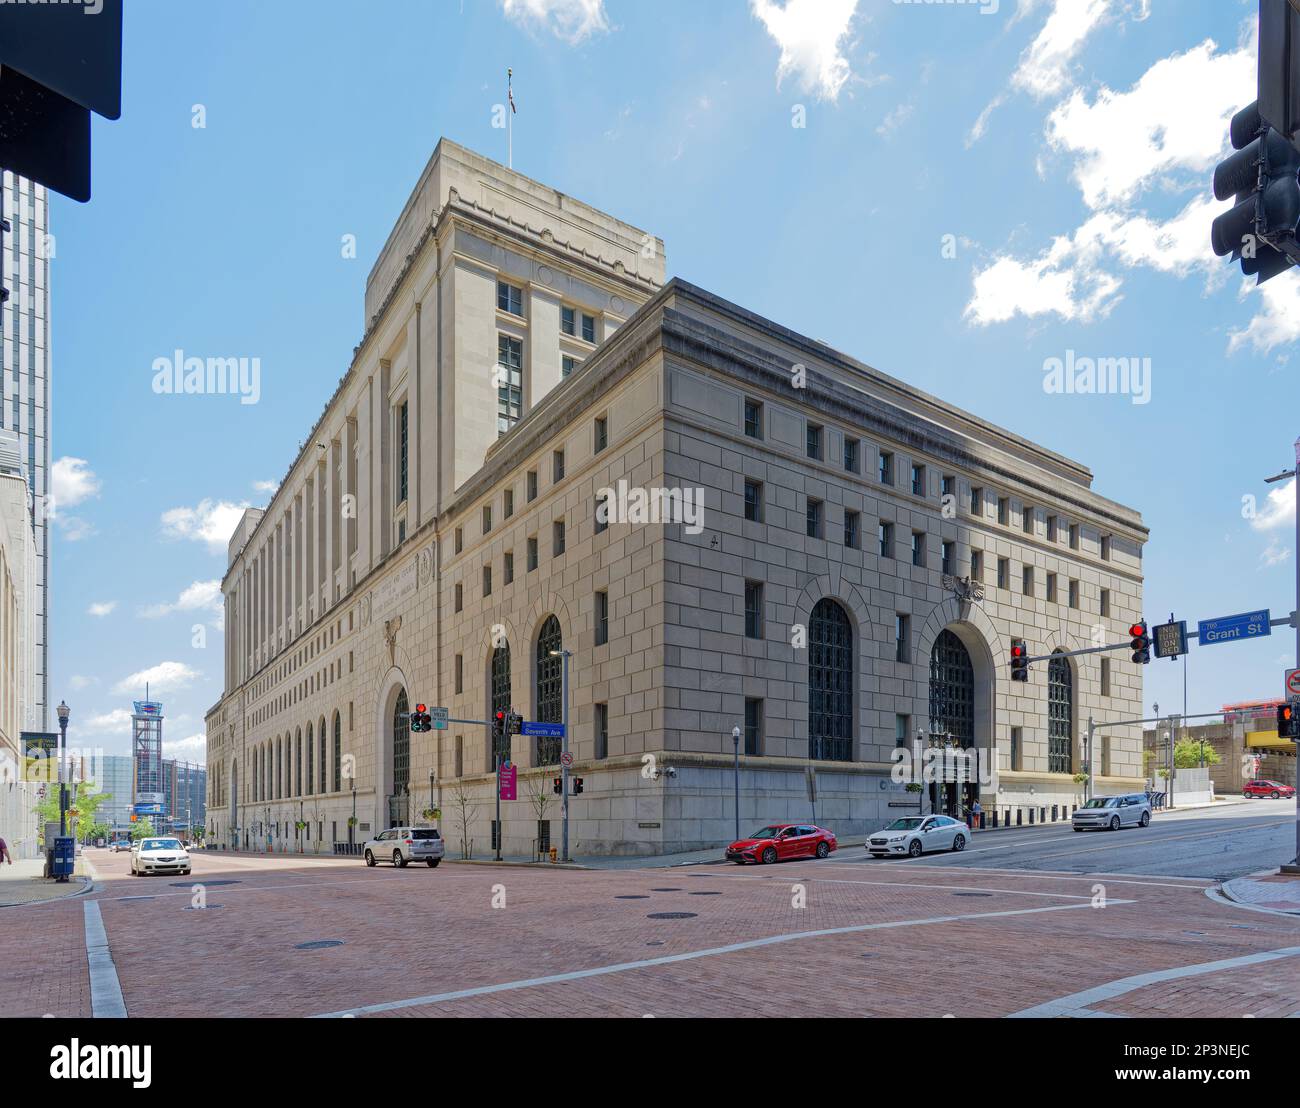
{"left": 7, "top": 847, "right": 1296, "bottom": 1019}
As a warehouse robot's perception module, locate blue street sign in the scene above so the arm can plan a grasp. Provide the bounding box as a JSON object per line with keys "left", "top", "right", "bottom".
{"left": 521, "top": 721, "right": 565, "bottom": 739}
{"left": 1197, "top": 609, "right": 1271, "bottom": 647}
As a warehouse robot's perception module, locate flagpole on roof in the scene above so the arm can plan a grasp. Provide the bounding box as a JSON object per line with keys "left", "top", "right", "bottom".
{"left": 507, "top": 67, "right": 514, "bottom": 169}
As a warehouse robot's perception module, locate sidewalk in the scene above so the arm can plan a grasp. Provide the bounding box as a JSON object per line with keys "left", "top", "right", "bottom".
{"left": 1220, "top": 872, "right": 1300, "bottom": 915}
{"left": 0, "top": 856, "right": 93, "bottom": 907}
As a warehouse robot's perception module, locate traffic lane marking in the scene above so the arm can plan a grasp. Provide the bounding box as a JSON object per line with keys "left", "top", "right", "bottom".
{"left": 310, "top": 898, "right": 1121, "bottom": 1018}
{"left": 1008, "top": 943, "right": 1300, "bottom": 1018}
{"left": 679, "top": 868, "right": 1113, "bottom": 900}
{"left": 801, "top": 862, "right": 1211, "bottom": 891}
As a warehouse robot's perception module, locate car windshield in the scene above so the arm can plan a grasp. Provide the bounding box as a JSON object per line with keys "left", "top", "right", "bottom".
{"left": 1080, "top": 798, "right": 1116, "bottom": 809}
{"left": 748, "top": 826, "right": 785, "bottom": 839}
{"left": 884, "top": 818, "right": 925, "bottom": 831}
{"left": 412, "top": 830, "right": 440, "bottom": 840}
{"left": 141, "top": 839, "right": 182, "bottom": 851}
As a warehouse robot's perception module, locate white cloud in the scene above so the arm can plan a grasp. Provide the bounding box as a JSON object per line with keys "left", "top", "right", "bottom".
{"left": 50, "top": 456, "right": 101, "bottom": 512}
{"left": 1227, "top": 270, "right": 1300, "bottom": 355}
{"left": 966, "top": 28, "right": 1261, "bottom": 331}
{"left": 751, "top": 0, "right": 859, "bottom": 103}
{"left": 1260, "top": 536, "right": 1292, "bottom": 568}
{"left": 1046, "top": 36, "right": 1255, "bottom": 211}
{"left": 80, "top": 708, "right": 133, "bottom": 735}
{"left": 252, "top": 480, "right": 278, "bottom": 495}
{"left": 87, "top": 601, "right": 117, "bottom": 617}
{"left": 1012, "top": 0, "right": 1112, "bottom": 101}
{"left": 112, "top": 661, "right": 201, "bottom": 697}
{"left": 501, "top": 0, "right": 609, "bottom": 44}
{"left": 1249, "top": 476, "right": 1297, "bottom": 533}
{"left": 163, "top": 734, "right": 207, "bottom": 763}
{"left": 160, "top": 499, "right": 248, "bottom": 554}
{"left": 140, "top": 580, "right": 223, "bottom": 619}
{"left": 68, "top": 675, "right": 98, "bottom": 691}
{"left": 876, "top": 101, "right": 914, "bottom": 138}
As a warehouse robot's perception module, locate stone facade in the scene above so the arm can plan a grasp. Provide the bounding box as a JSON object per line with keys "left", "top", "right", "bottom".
{"left": 206, "top": 140, "right": 1147, "bottom": 857}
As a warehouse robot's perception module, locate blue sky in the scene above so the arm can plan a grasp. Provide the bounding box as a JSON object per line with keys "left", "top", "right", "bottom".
{"left": 48, "top": 0, "right": 1298, "bottom": 760}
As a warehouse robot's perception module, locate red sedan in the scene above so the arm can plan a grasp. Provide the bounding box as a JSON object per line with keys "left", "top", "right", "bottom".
{"left": 725, "top": 823, "right": 837, "bottom": 865}
{"left": 1243, "top": 779, "right": 1296, "bottom": 799}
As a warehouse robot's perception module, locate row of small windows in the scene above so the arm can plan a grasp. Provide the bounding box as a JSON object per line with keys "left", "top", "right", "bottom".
{"left": 497, "top": 280, "right": 599, "bottom": 345}
{"left": 248, "top": 712, "right": 346, "bottom": 803}
{"left": 743, "top": 397, "right": 1115, "bottom": 561}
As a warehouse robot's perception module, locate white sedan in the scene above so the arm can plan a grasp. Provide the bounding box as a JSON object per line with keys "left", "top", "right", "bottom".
{"left": 130, "top": 837, "right": 192, "bottom": 876}
{"left": 867, "top": 814, "right": 969, "bottom": 858}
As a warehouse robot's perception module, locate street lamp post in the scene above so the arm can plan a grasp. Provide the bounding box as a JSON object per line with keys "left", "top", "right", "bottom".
{"left": 349, "top": 779, "right": 356, "bottom": 846}
{"left": 56, "top": 701, "right": 70, "bottom": 839}
{"left": 1264, "top": 444, "right": 1299, "bottom": 869}
{"left": 731, "top": 725, "right": 741, "bottom": 842}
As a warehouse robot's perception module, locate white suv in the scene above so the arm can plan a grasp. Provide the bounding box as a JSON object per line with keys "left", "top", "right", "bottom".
{"left": 363, "top": 827, "right": 445, "bottom": 868}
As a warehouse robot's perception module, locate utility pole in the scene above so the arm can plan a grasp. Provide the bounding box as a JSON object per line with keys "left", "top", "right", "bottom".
{"left": 1264, "top": 438, "right": 1300, "bottom": 868}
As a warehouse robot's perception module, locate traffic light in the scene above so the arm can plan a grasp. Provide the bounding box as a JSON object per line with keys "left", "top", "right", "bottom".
{"left": 1010, "top": 639, "right": 1029, "bottom": 682}
{"left": 492, "top": 710, "right": 506, "bottom": 745}
{"left": 410, "top": 704, "right": 432, "bottom": 732}
{"left": 573, "top": 777, "right": 584, "bottom": 795}
{"left": 1211, "top": 100, "right": 1300, "bottom": 283}
{"left": 552, "top": 776, "right": 563, "bottom": 795}
{"left": 1129, "top": 621, "right": 1151, "bottom": 664}
{"left": 1277, "top": 700, "right": 1297, "bottom": 739}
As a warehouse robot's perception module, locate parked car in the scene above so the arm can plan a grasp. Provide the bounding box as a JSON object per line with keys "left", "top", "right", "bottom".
{"left": 867, "top": 814, "right": 968, "bottom": 858}
{"left": 725, "top": 823, "right": 837, "bottom": 864}
{"left": 1243, "top": 779, "right": 1296, "bottom": 799}
{"left": 363, "top": 827, "right": 445, "bottom": 868}
{"left": 130, "top": 837, "right": 192, "bottom": 876}
{"left": 1072, "top": 793, "right": 1151, "bottom": 832}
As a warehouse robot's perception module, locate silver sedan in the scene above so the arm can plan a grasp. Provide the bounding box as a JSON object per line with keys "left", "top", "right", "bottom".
{"left": 867, "top": 814, "right": 969, "bottom": 858}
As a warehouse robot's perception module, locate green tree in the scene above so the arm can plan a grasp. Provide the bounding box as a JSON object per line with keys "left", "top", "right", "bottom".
{"left": 1173, "top": 738, "right": 1221, "bottom": 769}
{"left": 131, "top": 818, "right": 156, "bottom": 840}
{"left": 34, "top": 784, "right": 112, "bottom": 845}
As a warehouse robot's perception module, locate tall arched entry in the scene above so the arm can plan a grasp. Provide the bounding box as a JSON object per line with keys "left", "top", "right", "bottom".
{"left": 491, "top": 642, "right": 512, "bottom": 768}
{"left": 229, "top": 760, "right": 238, "bottom": 849}
{"left": 535, "top": 616, "right": 563, "bottom": 765}
{"left": 929, "top": 628, "right": 976, "bottom": 817}
{"left": 1048, "top": 651, "right": 1074, "bottom": 775}
{"left": 391, "top": 688, "right": 410, "bottom": 826}
{"left": 808, "top": 598, "right": 853, "bottom": 761}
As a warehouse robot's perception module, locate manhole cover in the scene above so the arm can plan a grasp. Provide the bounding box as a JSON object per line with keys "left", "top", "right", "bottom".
{"left": 1230, "top": 924, "right": 1258, "bottom": 930}
{"left": 650, "top": 887, "right": 682, "bottom": 892}
{"left": 169, "top": 879, "right": 241, "bottom": 887}
{"left": 647, "top": 912, "right": 697, "bottom": 920}
{"left": 183, "top": 904, "right": 223, "bottom": 911}
{"left": 689, "top": 891, "right": 721, "bottom": 896}
{"left": 1182, "top": 930, "right": 1206, "bottom": 936}
{"left": 646, "top": 940, "right": 666, "bottom": 946}
{"left": 615, "top": 895, "right": 649, "bottom": 900}
{"left": 295, "top": 940, "right": 345, "bottom": 950}
{"left": 952, "top": 892, "right": 993, "bottom": 898}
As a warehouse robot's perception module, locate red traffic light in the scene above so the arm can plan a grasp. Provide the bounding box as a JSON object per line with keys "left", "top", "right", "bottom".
{"left": 1128, "top": 623, "right": 1145, "bottom": 639}
{"left": 415, "top": 704, "right": 426, "bottom": 713}
{"left": 496, "top": 710, "right": 505, "bottom": 720}
{"left": 1010, "top": 644, "right": 1024, "bottom": 658}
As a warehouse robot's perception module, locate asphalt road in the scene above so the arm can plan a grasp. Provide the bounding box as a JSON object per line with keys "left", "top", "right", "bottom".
{"left": 827, "top": 798, "right": 1298, "bottom": 879}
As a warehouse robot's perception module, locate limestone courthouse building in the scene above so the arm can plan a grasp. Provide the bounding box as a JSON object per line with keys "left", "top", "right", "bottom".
{"left": 205, "top": 140, "right": 1147, "bottom": 857}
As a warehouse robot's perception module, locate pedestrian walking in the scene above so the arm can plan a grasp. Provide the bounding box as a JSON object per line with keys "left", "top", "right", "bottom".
{"left": 970, "top": 798, "right": 982, "bottom": 831}
{"left": 0, "top": 835, "right": 12, "bottom": 864}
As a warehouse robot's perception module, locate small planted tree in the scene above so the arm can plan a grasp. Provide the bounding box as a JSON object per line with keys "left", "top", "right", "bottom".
{"left": 449, "top": 780, "right": 477, "bottom": 859}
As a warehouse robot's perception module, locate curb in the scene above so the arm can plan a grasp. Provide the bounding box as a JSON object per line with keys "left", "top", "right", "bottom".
{"left": 1205, "top": 884, "right": 1300, "bottom": 918}
{"left": 442, "top": 858, "right": 591, "bottom": 870}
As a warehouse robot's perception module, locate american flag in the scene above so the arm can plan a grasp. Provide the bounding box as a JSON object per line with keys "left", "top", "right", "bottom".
{"left": 508, "top": 68, "right": 516, "bottom": 114}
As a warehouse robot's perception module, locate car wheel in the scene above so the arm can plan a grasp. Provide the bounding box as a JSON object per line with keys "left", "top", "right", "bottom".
{"left": 1139, "top": 811, "right": 1150, "bottom": 827}
{"left": 364, "top": 850, "right": 376, "bottom": 867}
{"left": 761, "top": 847, "right": 778, "bottom": 865}
{"left": 1272, "top": 791, "right": 1280, "bottom": 799}
{"left": 1073, "top": 827, "right": 1083, "bottom": 832}
{"left": 393, "top": 850, "right": 406, "bottom": 868}
{"left": 908, "top": 839, "right": 923, "bottom": 859}
{"left": 1109, "top": 815, "right": 1121, "bottom": 831}
{"left": 182, "top": 869, "right": 191, "bottom": 876}
{"left": 951, "top": 834, "right": 966, "bottom": 853}
{"left": 732, "top": 859, "right": 746, "bottom": 865}
{"left": 428, "top": 859, "right": 440, "bottom": 868}
{"left": 815, "top": 841, "right": 830, "bottom": 859}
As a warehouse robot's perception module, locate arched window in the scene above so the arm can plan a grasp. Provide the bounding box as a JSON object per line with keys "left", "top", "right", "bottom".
{"left": 929, "top": 628, "right": 974, "bottom": 748}
{"left": 393, "top": 689, "right": 410, "bottom": 797}
{"left": 332, "top": 712, "right": 342, "bottom": 793}
{"left": 295, "top": 728, "right": 302, "bottom": 796}
{"left": 253, "top": 747, "right": 260, "bottom": 802}
{"left": 491, "top": 642, "right": 512, "bottom": 766}
{"left": 1048, "top": 652, "right": 1073, "bottom": 775}
{"left": 319, "top": 719, "right": 327, "bottom": 794}
{"left": 535, "top": 617, "right": 563, "bottom": 764}
{"left": 275, "top": 737, "right": 281, "bottom": 798}
{"left": 808, "top": 598, "right": 853, "bottom": 761}
{"left": 306, "top": 722, "right": 314, "bottom": 796}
